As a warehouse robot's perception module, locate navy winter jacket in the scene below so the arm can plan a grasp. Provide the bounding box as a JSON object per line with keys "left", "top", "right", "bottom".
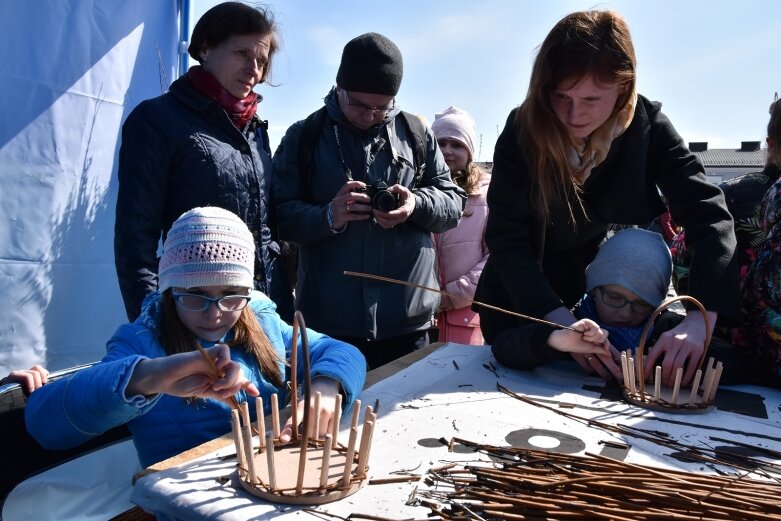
{"left": 115, "top": 75, "right": 293, "bottom": 322}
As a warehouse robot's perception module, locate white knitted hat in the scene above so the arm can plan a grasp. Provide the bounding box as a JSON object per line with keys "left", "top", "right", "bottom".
{"left": 431, "top": 106, "right": 476, "bottom": 158}
{"left": 158, "top": 207, "right": 255, "bottom": 292}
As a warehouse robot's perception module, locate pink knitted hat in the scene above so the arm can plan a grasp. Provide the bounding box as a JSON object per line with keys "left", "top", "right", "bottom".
{"left": 431, "top": 106, "right": 476, "bottom": 159}
{"left": 158, "top": 207, "right": 255, "bottom": 292}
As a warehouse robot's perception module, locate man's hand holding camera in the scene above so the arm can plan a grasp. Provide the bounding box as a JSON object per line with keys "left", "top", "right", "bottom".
{"left": 373, "top": 184, "right": 414, "bottom": 229}
{"left": 331, "top": 181, "right": 414, "bottom": 230}
{"left": 331, "top": 180, "right": 372, "bottom": 230}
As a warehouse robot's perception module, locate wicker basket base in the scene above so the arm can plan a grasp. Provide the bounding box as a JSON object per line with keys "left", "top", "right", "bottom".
{"left": 237, "top": 443, "right": 366, "bottom": 505}
{"left": 622, "top": 387, "right": 714, "bottom": 414}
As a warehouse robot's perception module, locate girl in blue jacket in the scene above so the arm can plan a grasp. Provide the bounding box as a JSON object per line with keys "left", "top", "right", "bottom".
{"left": 25, "top": 207, "right": 366, "bottom": 467}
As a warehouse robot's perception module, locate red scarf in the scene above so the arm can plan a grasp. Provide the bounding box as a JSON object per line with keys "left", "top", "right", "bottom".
{"left": 186, "top": 66, "right": 258, "bottom": 129}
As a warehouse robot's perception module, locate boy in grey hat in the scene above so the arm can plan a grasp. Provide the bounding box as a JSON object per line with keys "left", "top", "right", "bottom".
{"left": 492, "top": 228, "right": 746, "bottom": 384}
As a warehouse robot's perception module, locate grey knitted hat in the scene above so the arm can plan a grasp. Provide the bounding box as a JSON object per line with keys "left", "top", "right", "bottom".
{"left": 336, "top": 32, "right": 403, "bottom": 95}
{"left": 585, "top": 228, "right": 672, "bottom": 307}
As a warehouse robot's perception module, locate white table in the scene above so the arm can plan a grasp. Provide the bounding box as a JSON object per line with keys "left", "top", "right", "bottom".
{"left": 132, "top": 343, "right": 781, "bottom": 520}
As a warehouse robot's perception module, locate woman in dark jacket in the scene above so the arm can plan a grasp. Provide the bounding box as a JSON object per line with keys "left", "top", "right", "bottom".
{"left": 115, "top": 2, "right": 293, "bottom": 322}
{"left": 476, "top": 10, "right": 737, "bottom": 387}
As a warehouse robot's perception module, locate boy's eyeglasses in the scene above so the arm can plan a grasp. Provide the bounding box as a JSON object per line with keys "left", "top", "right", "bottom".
{"left": 596, "top": 287, "right": 654, "bottom": 316}
{"left": 342, "top": 90, "right": 395, "bottom": 117}
{"left": 172, "top": 291, "right": 251, "bottom": 312}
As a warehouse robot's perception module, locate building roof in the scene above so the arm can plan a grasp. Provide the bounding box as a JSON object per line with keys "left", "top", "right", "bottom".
{"left": 691, "top": 148, "right": 766, "bottom": 168}
{"left": 478, "top": 146, "right": 767, "bottom": 171}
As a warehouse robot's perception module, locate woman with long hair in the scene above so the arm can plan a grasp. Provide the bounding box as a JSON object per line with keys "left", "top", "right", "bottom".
{"left": 476, "top": 10, "right": 737, "bottom": 386}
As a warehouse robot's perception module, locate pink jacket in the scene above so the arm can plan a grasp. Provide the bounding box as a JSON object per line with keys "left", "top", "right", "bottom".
{"left": 435, "top": 172, "right": 491, "bottom": 344}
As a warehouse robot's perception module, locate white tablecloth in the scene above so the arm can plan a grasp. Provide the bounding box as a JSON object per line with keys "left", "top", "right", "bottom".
{"left": 132, "top": 344, "right": 781, "bottom": 520}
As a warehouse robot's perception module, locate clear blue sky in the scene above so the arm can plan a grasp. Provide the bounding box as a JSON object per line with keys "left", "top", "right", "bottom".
{"left": 190, "top": 0, "right": 781, "bottom": 161}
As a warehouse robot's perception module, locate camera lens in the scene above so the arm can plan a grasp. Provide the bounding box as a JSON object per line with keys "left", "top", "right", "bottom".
{"left": 372, "top": 190, "right": 398, "bottom": 213}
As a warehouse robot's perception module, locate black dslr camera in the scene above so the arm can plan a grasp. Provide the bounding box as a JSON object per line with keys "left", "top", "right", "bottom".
{"left": 361, "top": 182, "right": 399, "bottom": 212}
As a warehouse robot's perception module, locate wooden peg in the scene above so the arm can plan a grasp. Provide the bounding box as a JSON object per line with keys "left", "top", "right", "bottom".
{"left": 265, "top": 431, "right": 277, "bottom": 490}
{"left": 319, "top": 434, "right": 333, "bottom": 490}
{"left": 671, "top": 367, "right": 683, "bottom": 404}
{"left": 628, "top": 357, "right": 637, "bottom": 394}
{"left": 255, "top": 396, "right": 266, "bottom": 451}
{"left": 231, "top": 409, "right": 246, "bottom": 478}
{"left": 356, "top": 420, "right": 375, "bottom": 479}
{"left": 242, "top": 416, "right": 257, "bottom": 484}
{"left": 702, "top": 360, "right": 722, "bottom": 403}
{"left": 362, "top": 412, "right": 377, "bottom": 474}
{"left": 240, "top": 401, "right": 251, "bottom": 429}
{"left": 313, "top": 391, "right": 322, "bottom": 440}
{"left": 701, "top": 357, "right": 716, "bottom": 392}
{"left": 350, "top": 399, "right": 361, "bottom": 430}
{"left": 331, "top": 393, "right": 343, "bottom": 446}
{"left": 341, "top": 425, "right": 359, "bottom": 489}
{"left": 620, "top": 352, "right": 629, "bottom": 388}
{"left": 688, "top": 369, "right": 703, "bottom": 406}
{"left": 271, "top": 393, "right": 280, "bottom": 439}
{"left": 653, "top": 366, "right": 662, "bottom": 401}
{"left": 708, "top": 362, "right": 724, "bottom": 402}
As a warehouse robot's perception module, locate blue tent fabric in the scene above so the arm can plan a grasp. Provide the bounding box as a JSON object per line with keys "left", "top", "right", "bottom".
{"left": 0, "top": 1, "right": 181, "bottom": 373}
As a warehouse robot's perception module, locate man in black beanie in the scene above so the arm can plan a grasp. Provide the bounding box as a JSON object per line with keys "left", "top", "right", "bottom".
{"left": 272, "top": 32, "right": 466, "bottom": 369}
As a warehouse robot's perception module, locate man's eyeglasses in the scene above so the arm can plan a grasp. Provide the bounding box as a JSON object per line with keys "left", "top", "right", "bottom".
{"left": 342, "top": 90, "right": 395, "bottom": 117}
{"left": 172, "top": 291, "right": 251, "bottom": 312}
{"left": 596, "top": 287, "right": 654, "bottom": 316}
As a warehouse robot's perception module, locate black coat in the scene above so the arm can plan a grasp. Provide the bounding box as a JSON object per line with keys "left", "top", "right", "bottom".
{"left": 114, "top": 76, "right": 293, "bottom": 321}
{"left": 476, "top": 96, "right": 737, "bottom": 342}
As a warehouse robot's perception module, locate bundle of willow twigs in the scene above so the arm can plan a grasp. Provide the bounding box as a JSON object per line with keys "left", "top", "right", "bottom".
{"left": 417, "top": 438, "right": 781, "bottom": 520}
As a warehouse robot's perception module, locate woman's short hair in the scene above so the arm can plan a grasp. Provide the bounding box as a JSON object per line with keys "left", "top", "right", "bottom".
{"left": 188, "top": 2, "right": 278, "bottom": 84}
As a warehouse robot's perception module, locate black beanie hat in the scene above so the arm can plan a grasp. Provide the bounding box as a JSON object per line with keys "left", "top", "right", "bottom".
{"left": 336, "top": 33, "right": 403, "bottom": 96}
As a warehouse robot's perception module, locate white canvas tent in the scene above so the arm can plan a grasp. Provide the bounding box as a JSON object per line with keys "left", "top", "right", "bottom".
{"left": 0, "top": 1, "right": 187, "bottom": 374}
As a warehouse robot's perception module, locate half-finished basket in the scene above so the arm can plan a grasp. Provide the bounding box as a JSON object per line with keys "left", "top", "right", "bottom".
{"left": 621, "top": 295, "right": 722, "bottom": 413}
{"left": 231, "top": 311, "right": 375, "bottom": 504}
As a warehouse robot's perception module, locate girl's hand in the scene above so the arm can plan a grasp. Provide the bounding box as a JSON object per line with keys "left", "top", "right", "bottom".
{"left": 128, "top": 344, "right": 259, "bottom": 405}
{"left": 279, "top": 377, "right": 341, "bottom": 444}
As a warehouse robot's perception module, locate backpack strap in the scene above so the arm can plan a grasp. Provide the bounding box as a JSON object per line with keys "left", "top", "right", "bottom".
{"left": 297, "top": 107, "right": 327, "bottom": 202}
{"left": 399, "top": 111, "right": 427, "bottom": 188}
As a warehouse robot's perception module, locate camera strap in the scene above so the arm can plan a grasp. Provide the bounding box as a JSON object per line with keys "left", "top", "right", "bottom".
{"left": 332, "top": 124, "right": 387, "bottom": 183}
{"left": 332, "top": 124, "right": 354, "bottom": 182}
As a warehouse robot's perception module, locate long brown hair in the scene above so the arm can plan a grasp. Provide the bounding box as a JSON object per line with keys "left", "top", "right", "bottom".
{"left": 451, "top": 162, "right": 487, "bottom": 217}
{"left": 159, "top": 290, "right": 283, "bottom": 387}
{"left": 516, "top": 10, "right": 637, "bottom": 224}
{"left": 451, "top": 161, "right": 486, "bottom": 196}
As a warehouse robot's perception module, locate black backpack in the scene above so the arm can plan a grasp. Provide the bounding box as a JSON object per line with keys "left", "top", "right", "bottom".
{"left": 297, "top": 107, "right": 428, "bottom": 200}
